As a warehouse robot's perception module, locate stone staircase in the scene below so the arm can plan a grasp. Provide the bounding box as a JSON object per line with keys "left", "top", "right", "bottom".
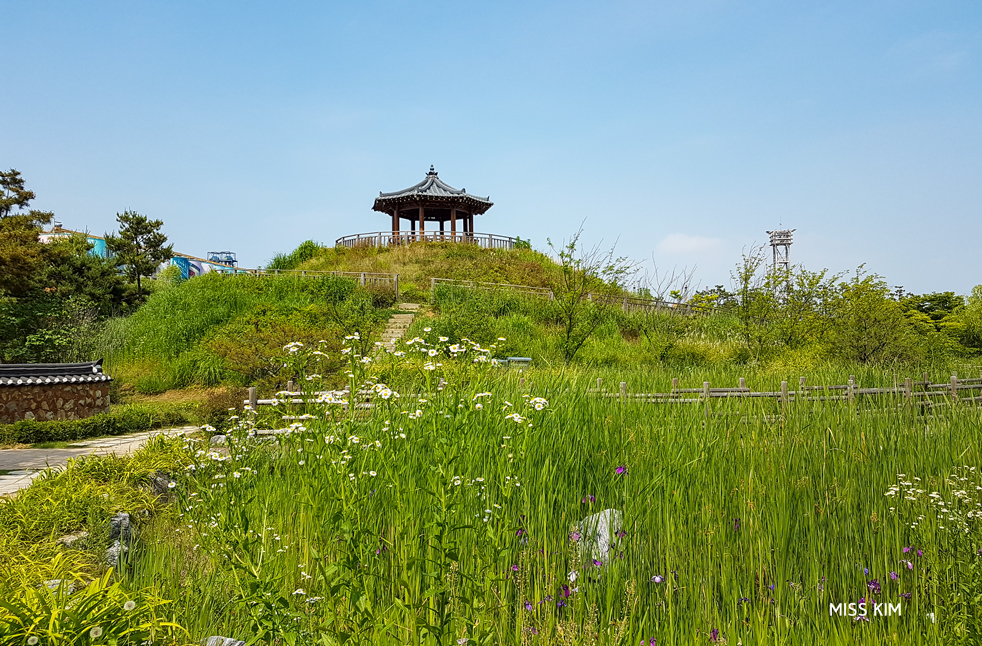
{"left": 379, "top": 303, "right": 420, "bottom": 352}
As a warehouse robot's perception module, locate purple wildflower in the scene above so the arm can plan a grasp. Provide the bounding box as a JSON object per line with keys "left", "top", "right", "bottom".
{"left": 917, "top": 549, "right": 923, "bottom": 557}
{"left": 903, "top": 546, "right": 912, "bottom": 554}
{"left": 511, "top": 564, "right": 519, "bottom": 572}
{"left": 854, "top": 615, "right": 870, "bottom": 623}
{"left": 570, "top": 531, "right": 581, "bottom": 542}
{"left": 562, "top": 584, "right": 572, "bottom": 598}
{"left": 863, "top": 567, "right": 869, "bottom": 576}
{"left": 709, "top": 628, "right": 720, "bottom": 643}
{"left": 581, "top": 494, "right": 595, "bottom": 504}
{"left": 903, "top": 560, "right": 913, "bottom": 570}
{"left": 615, "top": 465, "right": 628, "bottom": 475}
{"left": 592, "top": 559, "right": 603, "bottom": 567}
{"left": 641, "top": 639, "right": 656, "bottom": 646}
{"left": 889, "top": 571, "right": 898, "bottom": 581}
{"left": 899, "top": 592, "right": 912, "bottom": 600}
{"left": 868, "top": 579, "right": 881, "bottom": 595}
{"left": 733, "top": 518, "right": 741, "bottom": 531}
{"left": 524, "top": 600, "right": 533, "bottom": 611}
{"left": 516, "top": 528, "right": 525, "bottom": 537}
{"left": 616, "top": 529, "right": 627, "bottom": 538}
{"left": 556, "top": 599, "right": 567, "bottom": 608}
{"left": 652, "top": 575, "right": 664, "bottom": 584}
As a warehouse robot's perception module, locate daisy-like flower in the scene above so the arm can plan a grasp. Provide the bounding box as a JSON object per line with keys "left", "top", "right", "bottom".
{"left": 123, "top": 600, "right": 137, "bottom": 611}
{"left": 423, "top": 327, "right": 432, "bottom": 332}
{"left": 233, "top": 471, "right": 241, "bottom": 478}
{"left": 369, "top": 471, "right": 377, "bottom": 477}
{"left": 27, "top": 637, "right": 39, "bottom": 646}
{"left": 89, "top": 627, "right": 104, "bottom": 638}
{"left": 439, "top": 336, "right": 449, "bottom": 342}
{"left": 168, "top": 481, "right": 177, "bottom": 489}
{"left": 293, "top": 588, "right": 305, "bottom": 595}
{"left": 475, "top": 403, "right": 483, "bottom": 410}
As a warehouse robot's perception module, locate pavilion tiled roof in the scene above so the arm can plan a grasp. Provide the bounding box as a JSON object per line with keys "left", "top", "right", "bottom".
{"left": 0, "top": 360, "right": 112, "bottom": 387}
{"left": 373, "top": 167, "right": 493, "bottom": 214}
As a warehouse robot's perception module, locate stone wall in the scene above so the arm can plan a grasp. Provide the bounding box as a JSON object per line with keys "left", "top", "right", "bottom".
{"left": 0, "top": 383, "right": 110, "bottom": 423}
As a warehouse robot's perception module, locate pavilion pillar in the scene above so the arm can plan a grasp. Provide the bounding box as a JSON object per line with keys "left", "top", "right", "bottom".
{"left": 418, "top": 206, "right": 425, "bottom": 240}
{"left": 469, "top": 214, "right": 474, "bottom": 237}
{"left": 392, "top": 208, "right": 399, "bottom": 234}
{"left": 451, "top": 208, "right": 457, "bottom": 240}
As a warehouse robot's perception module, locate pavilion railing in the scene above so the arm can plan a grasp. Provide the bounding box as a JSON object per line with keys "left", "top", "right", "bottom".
{"left": 335, "top": 231, "right": 517, "bottom": 250}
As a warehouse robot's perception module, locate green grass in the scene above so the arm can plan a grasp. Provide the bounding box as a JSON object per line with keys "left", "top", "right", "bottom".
{"left": 116, "top": 338, "right": 982, "bottom": 644}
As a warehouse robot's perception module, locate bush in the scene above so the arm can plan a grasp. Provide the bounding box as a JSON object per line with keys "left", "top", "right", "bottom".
{"left": 0, "top": 404, "right": 192, "bottom": 445}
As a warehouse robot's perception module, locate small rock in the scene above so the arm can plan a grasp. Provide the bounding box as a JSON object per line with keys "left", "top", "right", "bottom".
{"left": 56, "top": 531, "right": 89, "bottom": 548}
{"left": 42, "top": 579, "right": 76, "bottom": 594}
{"left": 205, "top": 637, "right": 246, "bottom": 646}
{"left": 105, "top": 539, "right": 127, "bottom": 568}
{"left": 210, "top": 434, "right": 227, "bottom": 446}
{"left": 149, "top": 471, "right": 172, "bottom": 496}
{"left": 109, "top": 512, "right": 132, "bottom": 542}
{"left": 572, "top": 508, "right": 623, "bottom": 564}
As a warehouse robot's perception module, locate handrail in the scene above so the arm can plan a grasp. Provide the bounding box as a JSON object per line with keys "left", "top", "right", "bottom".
{"left": 225, "top": 268, "right": 399, "bottom": 297}
{"left": 335, "top": 231, "right": 517, "bottom": 250}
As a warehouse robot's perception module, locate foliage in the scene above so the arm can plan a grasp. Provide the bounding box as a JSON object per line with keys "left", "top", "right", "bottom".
{"left": 0, "top": 565, "right": 187, "bottom": 646}
{"left": 105, "top": 210, "right": 174, "bottom": 302}
{"left": 266, "top": 239, "right": 322, "bottom": 271}
{"left": 0, "top": 404, "right": 192, "bottom": 446}
{"left": 0, "top": 169, "right": 53, "bottom": 297}
{"left": 547, "top": 228, "right": 638, "bottom": 364}
{"left": 831, "top": 268, "right": 918, "bottom": 364}
{"left": 116, "top": 345, "right": 982, "bottom": 644}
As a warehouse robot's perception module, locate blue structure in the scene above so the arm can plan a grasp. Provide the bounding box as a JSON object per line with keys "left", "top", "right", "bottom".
{"left": 40, "top": 225, "right": 246, "bottom": 280}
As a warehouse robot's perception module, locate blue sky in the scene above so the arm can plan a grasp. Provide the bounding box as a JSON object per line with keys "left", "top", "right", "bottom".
{"left": 3, "top": 1, "right": 980, "bottom": 294}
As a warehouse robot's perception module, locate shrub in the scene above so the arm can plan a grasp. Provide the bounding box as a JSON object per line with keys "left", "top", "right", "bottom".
{"left": 0, "top": 405, "right": 192, "bottom": 445}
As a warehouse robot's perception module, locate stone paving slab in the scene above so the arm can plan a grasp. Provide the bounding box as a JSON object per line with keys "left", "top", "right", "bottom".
{"left": 0, "top": 426, "right": 198, "bottom": 497}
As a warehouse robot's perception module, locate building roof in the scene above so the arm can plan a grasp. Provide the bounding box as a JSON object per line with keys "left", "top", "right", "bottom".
{"left": 373, "top": 167, "right": 493, "bottom": 214}
{"left": 0, "top": 360, "right": 112, "bottom": 387}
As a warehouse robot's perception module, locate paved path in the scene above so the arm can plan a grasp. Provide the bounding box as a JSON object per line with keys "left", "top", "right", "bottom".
{"left": 0, "top": 426, "right": 198, "bottom": 497}
{"left": 378, "top": 303, "right": 420, "bottom": 353}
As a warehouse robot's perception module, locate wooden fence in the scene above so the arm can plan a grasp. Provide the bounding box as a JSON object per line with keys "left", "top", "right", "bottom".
{"left": 229, "top": 269, "right": 399, "bottom": 297}
{"left": 431, "top": 278, "right": 694, "bottom": 313}
{"left": 589, "top": 373, "right": 982, "bottom": 408}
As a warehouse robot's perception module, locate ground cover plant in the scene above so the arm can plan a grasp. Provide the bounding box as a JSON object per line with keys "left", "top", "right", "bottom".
{"left": 0, "top": 436, "right": 194, "bottom": 645}
{"left": 120, "top": 336, "right": 982, "bottom": 644}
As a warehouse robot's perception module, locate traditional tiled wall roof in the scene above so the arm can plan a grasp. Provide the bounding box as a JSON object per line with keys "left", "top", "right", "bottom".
{"left": 0, "top": 360, "right": 112, "bottom": 387}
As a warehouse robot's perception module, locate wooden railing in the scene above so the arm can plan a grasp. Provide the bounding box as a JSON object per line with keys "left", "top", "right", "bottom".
{"left": 588, "top": 373, "right": 982, "bottom": 408}
{"left": 335, "top": 231, "right": 517, "bottom": 250}
{"left": 431, "top": 278, "right": 694, "bottom": 312}
{"left": 229, "top": 269, "right": 399, "bottom": 296}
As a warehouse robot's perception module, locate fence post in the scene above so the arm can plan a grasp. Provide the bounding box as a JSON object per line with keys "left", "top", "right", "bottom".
{"left": 739, "top": 377, "right": 746, "bottom": 390}
{"left": 248, "top": 387, "right": 257, "bottom": 416}
{"left": 619, "top": 381, "right": 627, "bottom": 401}
{"left": 781, "top": 380, "right": 788, "bottom": 403}
{"left": 596, "top": 378, "right": 602, "bottom": 390}
{"left": 905, "top": 377, "right": 913, "bottom": 402}
{"left": 847, "top": 376, "right": 855, "bottom": 404}
{"left": 703, "top": 381, "right": 710, "bottom": 399}
{"left": 799, "top": 376, "right": 806, "bottom": 392}
{"left": 950, "top": 374, "right": 958, "bottom": 404}
{"left": 287, "top": 380, "right": 294, "bottom": 393}
{"left": 431, "top": 277, "right": 436, "bottom": 294}
{"left": 394, "top": 274, "right": 399, "bottom": 300}
{"left": 360, "top": 273, "right": 366, "bottom": 287}
{"left": 672, "top": 378, "right": 679, "bottom": 394}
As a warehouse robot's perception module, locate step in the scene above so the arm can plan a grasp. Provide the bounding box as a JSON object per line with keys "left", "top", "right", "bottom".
{"left": 398, "top": 303, "right": 420, "bottom": 311}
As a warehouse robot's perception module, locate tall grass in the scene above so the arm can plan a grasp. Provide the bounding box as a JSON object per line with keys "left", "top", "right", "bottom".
{"left": 123, "top": 341, "right": 982, "bottom": 644}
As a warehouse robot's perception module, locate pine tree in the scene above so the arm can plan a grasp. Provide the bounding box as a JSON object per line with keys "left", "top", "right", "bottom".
{"left": 105, "top": 210, "right": 174, "bottom": 301}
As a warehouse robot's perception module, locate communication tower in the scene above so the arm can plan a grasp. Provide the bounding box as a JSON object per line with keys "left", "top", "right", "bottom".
{"left": 766, "top": 229, "right": 794, "bottom": 273}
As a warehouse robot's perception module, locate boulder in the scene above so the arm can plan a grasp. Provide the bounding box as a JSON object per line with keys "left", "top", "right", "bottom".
{"left": 205, "top": 637, "right": 246, "bottom": 646}
{"left": 210, "top": 434, "right": 227, "bottom": 446}
{"left": 572, "top": 508, "right": 623, "bottom": 564}
{"left": 109, "top": 512, "right": 132, "bottom": 542}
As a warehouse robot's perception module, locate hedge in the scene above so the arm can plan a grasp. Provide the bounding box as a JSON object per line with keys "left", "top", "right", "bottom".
{"left": 0, "top": 405, "right": 194, "bottom": 445}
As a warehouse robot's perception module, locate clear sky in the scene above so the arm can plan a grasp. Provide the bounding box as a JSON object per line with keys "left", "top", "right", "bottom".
{"left": 3, "top": 1, "right": 980, "bottom": 295}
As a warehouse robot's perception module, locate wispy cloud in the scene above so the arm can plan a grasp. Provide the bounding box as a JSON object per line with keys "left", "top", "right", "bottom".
{"left": 656, "top": 233, "right": 723, "bottom": 255}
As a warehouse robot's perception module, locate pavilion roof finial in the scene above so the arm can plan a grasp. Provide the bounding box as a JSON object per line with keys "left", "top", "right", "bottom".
{"left": 428, "top": 165, "right": 437, "bottom": 176}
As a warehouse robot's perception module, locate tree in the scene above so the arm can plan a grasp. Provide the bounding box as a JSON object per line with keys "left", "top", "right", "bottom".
{"left": 730, "top": 244, "right": 780, "bottom": 362}
{"left": 0, "top": 169, "right": 53, "bottom": 297}
{"left": 105, "top": 210, "right": 173, "bottom": 301}
{"left": 547, "top": 227, "right": 637, "bottom": 364}
{"left": 0, "top": 169, "right": 36, "bottom": 218}
{"left": 633, "top": 263, "right": 696, "bottom": 361}
{"left": 831, "top": 267, "right": 917, "bottom": 364}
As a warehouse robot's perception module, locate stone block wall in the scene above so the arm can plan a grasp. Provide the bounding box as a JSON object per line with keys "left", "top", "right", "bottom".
{"left": 0, "top": 384, "right": 110, "bottom": 423}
